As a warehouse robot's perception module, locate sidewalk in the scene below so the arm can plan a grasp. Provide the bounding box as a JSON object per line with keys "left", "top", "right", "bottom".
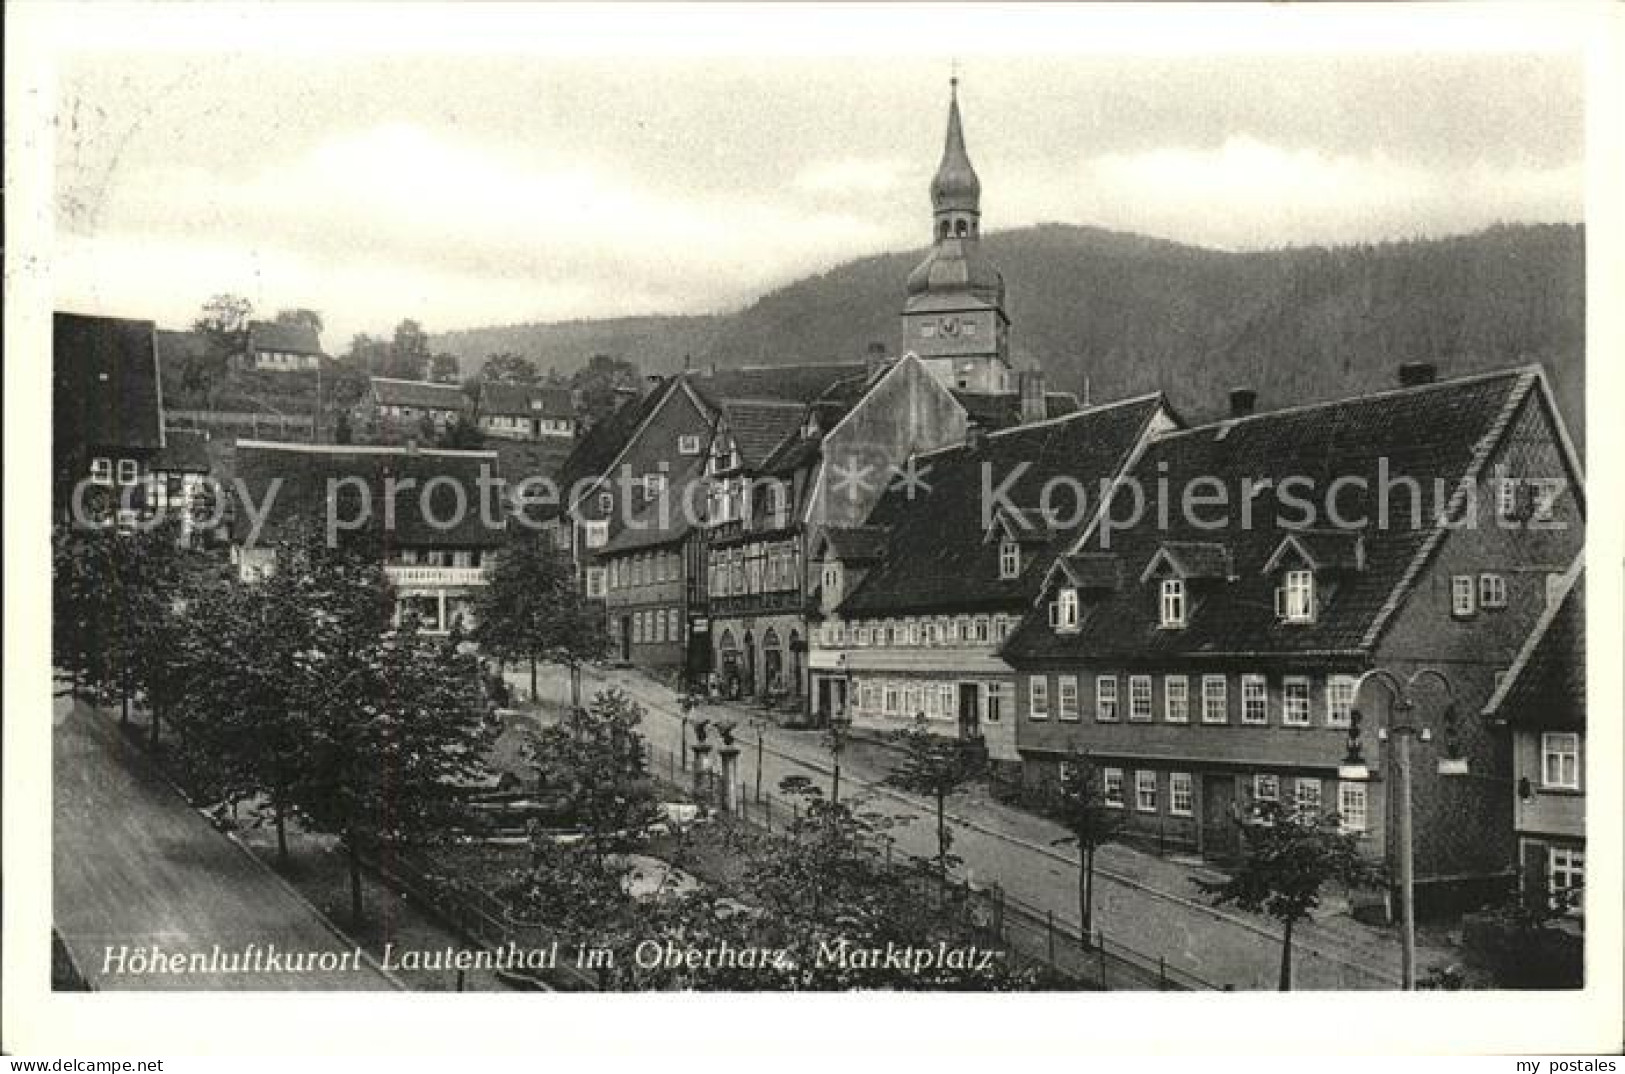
{"left": 53, "top": 695, "right": 403, "bottom": 991}
{"left": 557, "top": 663, "right": 1460, "bottom": 989}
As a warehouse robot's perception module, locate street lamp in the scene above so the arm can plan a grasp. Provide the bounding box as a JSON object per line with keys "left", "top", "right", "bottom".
{"left": 1340, "top": 667, "right": 1466, "bottom": 990}
{"left": 828, "top": 653, "right": 854, "bottom": 805}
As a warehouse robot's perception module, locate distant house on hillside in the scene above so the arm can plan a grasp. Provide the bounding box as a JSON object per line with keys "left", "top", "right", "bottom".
{"left": 356, "top": 376, "right": 469, "bottom": 435}
{"left": 475, "top": 382, "right": 577, "bottom": 440}
{"left": 53, "top": 311, "right": 166, "bottom": 525}
{"left": 236, "top": 320, "right": 325, "bottom": 373}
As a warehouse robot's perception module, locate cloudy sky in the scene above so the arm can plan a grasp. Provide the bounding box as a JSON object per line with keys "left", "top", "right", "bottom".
{"left": 46, "top": 5, "right": 1585, "bottom": 347}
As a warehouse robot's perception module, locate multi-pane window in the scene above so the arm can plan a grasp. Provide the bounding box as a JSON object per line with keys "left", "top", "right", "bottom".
{"left": 1281, "top": 570, "right": 1315, "bottom": 622}
{"left": 1058, "top": 677, "right": 1080, "bottom": 720}
{"left": 583, "top": 520, "right": 608, "bottom": 548}
{"left": 906, "top": 684, "right": 923, "bottom": 716}
{"left": 1282, "top": 677, "right": 1312, "bottom": 726}
{"left": 1241, "top": 675, "right": 1268, "bottom": 724}
{"left": 1160, "top": 578, "right": 1186, "bottom": 628}
{"left": 1254, "top": 774, "right": 1279, "bottom": 802}
{"left": 1294, "top": 778, "right": 1322, "bottom": 817}
{"left": 1169, "top": 772, "right": 1194, "bottom": 817}
{"left": 1135, "top": 770, "right": 1158, "bottom": 813}
{"left": 90, "top": 457, "right": 113, "bottom": 484}
{"left": 1102, "top": 768, "right": 1124, "bottom": 808}
{"left": 1451, "top": 575, "right": 1476, "bottom": 617}
{"left": 1338, "top": 782, "right": 1367, "bottom": 833}
{"left": 883, "top": 683, "right": 901, "bottom": 715}
{"left": 994, "top": 616, "right": 1012, "bottom": 642}
{"left": 1548, "top": 848, "right": 1585, "bottom": 909}
{"left": 598, "top": 491, "right": 614, "bottom": 514}
{"left": 1496, "top": 474, "right": 1521, "bottom": 520}
{"left": 116, "top": 458, "right": 139, "bottom": 485}
{"left": 1542, "top": 732, "right": 1580, "bottom": 789}
{"left": 1129, "top": 676, "right": 1153, "bottom": 721}
{"left": 1096, "top": 676, "right": 1119, "bottom": 721}
{"left": 922, "top": 621, "right": 938, "bottom": 645}
{"left": 1055, "top": 587, "right": 1080, "bottom": 630}
{"left": 669, "top": 608, "right": 682, "bottom": 642}
{"left": 1479, "top": 573, "right": 1508, "bottom": 609}
{"left": 678, "top": 434, "right": 701, "bottom": 456}
{"left": 999, "top": 540, "right": 1021, "bottom": 579}
{"left": 1028, "top": 677, "right": 1049, "bottom": 719}
{"left": 1202, "top": 675, "right": 1227, "bottom": 724}
{"left": 1165, "top": 675, "right": 1189, "bottom": 723}
{"left": 985, "top": 682, "right": 1009, "bottom": 723}
{"left": 1530, "top": 478, "right": 1563, "bottom": 524}
{"left": 1326, "top": 676, "right": 1357, "bottom": 727}
{"left": 585, "top": 567, "right": 606, "bottom": 599}
{"left": 974, "top": 617, "right": 990, "bottom": 643}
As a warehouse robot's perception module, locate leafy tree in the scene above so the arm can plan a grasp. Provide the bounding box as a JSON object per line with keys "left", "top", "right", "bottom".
{"left": 51, "top": 525, "right": 113, "bottom": 700}
{"left": 345, "top": 333, "right": 392, "bottom": 377}
{"left": 333, "top": 408, "right": 354, "bottom": 445}
{"left": 471, "top": 531, "right": 606, "bottom": 704}
{"left": 1046, "top": 750, "right": 1124, "bottom": 943}
{"left": 480, "top": 352, "right": 540, "bottom": 385}
{"left": 528, "top": 688, "right": 664, "bottom": 862}
{"left": 296, "top": 613, "right": 497, "bottom": 924}
{"left": 436, "top": 413, "right": 486, "bottom": 450}
{"left": 195, "top": 293, "right": 253, "bottom": 336}
{"left": 885, "top": 718, "right": 983, "bottom": 887}
{"left": 428, "top": 351, "right": 461, "bottom": 385}
{"left": 274, "top": 308, "right": 324, "bottom": 334}
{"left": 386, "top": 319, "right": 431, "bottom": 380}
{"left": 570, "top": 353, "right": 638, "bottom": 428}
{"left": 1195, "top": 800, "right": 1381, "bottom": 990}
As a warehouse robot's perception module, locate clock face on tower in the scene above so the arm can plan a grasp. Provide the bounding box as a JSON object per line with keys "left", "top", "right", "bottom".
{"left": 938, "top": 316, "right": 961, "bottom": 337}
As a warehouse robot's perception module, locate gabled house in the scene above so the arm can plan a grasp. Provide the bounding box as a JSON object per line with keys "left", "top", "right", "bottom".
{"left": 814, "top": 393, "right": 1176, "bottom": 766}
{"left": 148, "top": 428, "right": 217, "bottom": 543}
{"left": 356, "top": 377, "right": 469, "bottom": 435}
{"left": 53, "top": 311, "right": 166, "bottom": 526}
{"left": 600, "top": 472, "right": 709, "bottom": 676}
{"left": 1483, "top": 557, "right": 1585, "bottom": 915}
{"left": 238, "top": 320, "right": 325, "bottom": 372}
{"left": 230, "top": 441, "right": 506, "bottom": 634}
{"left": 476, "top": 382, "right": 577, "bottom": 441}
{"left": 1001, "top": 366, "right": 1584, "bottom": 912}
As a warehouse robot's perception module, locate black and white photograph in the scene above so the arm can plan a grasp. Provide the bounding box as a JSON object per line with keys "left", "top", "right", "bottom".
{"left": 5, "top": 0, "right": 1621, "bottom": 1060}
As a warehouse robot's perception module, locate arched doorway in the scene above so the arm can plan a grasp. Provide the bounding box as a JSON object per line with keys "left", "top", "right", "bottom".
{"left": 787, "top": 630, "right": 803, "bottom": 697}
{"left": 718, "top": 629, "right": 742, "bottom": 699}
{"left": 762, "top": 628, "right": 784, "bottom": 698}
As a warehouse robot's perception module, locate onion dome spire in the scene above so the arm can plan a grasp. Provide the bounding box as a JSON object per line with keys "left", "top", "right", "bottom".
{"left": 930, "top": 77, "right": 981, "bottom": 215}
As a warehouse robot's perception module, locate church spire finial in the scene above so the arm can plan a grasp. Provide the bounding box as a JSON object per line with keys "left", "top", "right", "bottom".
{"left": 930, "top": 75, "right": 980, "bottom": 218}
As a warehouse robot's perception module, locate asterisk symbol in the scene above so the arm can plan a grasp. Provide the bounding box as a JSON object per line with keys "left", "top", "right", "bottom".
{"left": 830, "top": 455, "right": 876, "bottom": 501}
{"left": 887, "top": 457, "right": 934, "bottom": 501}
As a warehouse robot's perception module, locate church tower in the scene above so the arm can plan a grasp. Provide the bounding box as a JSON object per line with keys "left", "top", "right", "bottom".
{"left": 902, "top": 79, "right": 1012, "bottom": 394}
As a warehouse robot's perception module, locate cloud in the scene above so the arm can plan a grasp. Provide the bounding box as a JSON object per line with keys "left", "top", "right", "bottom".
{"left": 792, "top": 157, "right": 911, "bottom": 197}
{"left": 64, "top": 122, "right": 906, "bottom": 338}
{"left": 1054, "top": 135, "right": 1583, "bottom": 249}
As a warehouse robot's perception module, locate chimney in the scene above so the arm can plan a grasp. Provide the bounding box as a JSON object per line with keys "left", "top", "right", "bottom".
{"left": 966, "top": 422, "right": 989, "bottom": 452}
{"left": 1228, "top": 388, "right": 1257, "bottom": 418}
{"left": 1017, "top": 369, "right": 1047, "bottom": 425}
{"left": 1398, "top": 362, "right": 1437, "bottom": 387}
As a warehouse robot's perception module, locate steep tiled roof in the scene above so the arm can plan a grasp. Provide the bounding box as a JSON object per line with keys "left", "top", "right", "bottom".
{"left": 819, "top": 525, "right": 891, "bottom": 564}
{"left": 488, "top": 437, "right": 574, "bottom": 488}
{"left": 230, "top": 441, "right": 505, "bottom": 548}
{"left": 1005, "top": 368, "right": 1549, "bottom": 662}
{"left": 600, "top": 474, "right": 704, "bottom": 554}
{"left": 718, "top": 399, "right": 805, "bottom": 468}
{"left": 695, "top": 362, "right": 871, "bottom": 405}
{"left": 554, "top": 383, "right": 670, "bottom": 505}
{"left": 1483, "top": 560, "right": 1584, "bottom": 730}
{"left": 839, "top": 394, "right": 1170, "bottom": 617}
{"left": 248, "top": 320, "right": 324, "bottom": 356}
{"left": 479, "top": 382, "right": 574, "bottom": 419}
{"left": 370, "top": 377, "right": 468, "bottom": 410}
{"left": 54, "top": 311, "right": 164, "bottom": 453}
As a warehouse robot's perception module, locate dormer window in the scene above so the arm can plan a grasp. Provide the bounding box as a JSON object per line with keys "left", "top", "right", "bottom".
{"left": 999, "top": 540, "right": 1021, "bottom": 579}
{"left": 679, "top": 434, "right": 701, "bottom": 456}
{"left": 1049, "top": 586, "right": 1080, "bottom": 632}
{"left": 822, "top": 562, "right": 841, "bottom": 597}
{"left": 1277, "top": 569, "right": 1315, "bottom": 623}
{"left": 1159, "top": 578, "right": 1186, "bottom": 628}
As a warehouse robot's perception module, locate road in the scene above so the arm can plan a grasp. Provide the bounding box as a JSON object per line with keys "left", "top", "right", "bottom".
{"left": 53, "top": 696, "right": 401, "bottom": 990}
{"left": 525, "top": 664, "right": 1419, "bottom": 990}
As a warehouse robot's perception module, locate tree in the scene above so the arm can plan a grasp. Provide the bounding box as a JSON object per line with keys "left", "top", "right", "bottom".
{"left": 428, "top": 352, "right": 461, "bottom": 385}
{"left": 1046, "top": 750, "right": 1124, "bottom": 943}
{"left": 296, "top": 614, "right": 496, "bottom": 924}
{"left": 274, "top": 308, "right": 324, "bottom": 334}
{"left": 885, "top": 718, "right": 983, "bottom": 887}
{"left": 385, "top": 319, "right": 431, "bottom": 380}
{"left": 333, "top": 408, "right": 354, "bottom": 445}
{"left": 436, "top": 413, "right": 485, "bottom": 450}
{"left": 570, "top": 353, "right": 638, "bottom": 428}
{"left": 471, "top": 531, "right": 606, "bottom": 705}
{"left": 528, "top": 688, "right": 663, "bottom": 862}
{"left": 1196, "top": 801, "right": 1381, "bottom": 990}
{"left": 480, "top": 352, "right": 540, "bottom": 385}
{"left": 195, "top": 293, "right": 253, "bottom": 336}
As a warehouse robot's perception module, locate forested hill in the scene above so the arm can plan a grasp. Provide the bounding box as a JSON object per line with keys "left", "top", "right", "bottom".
{"left": 432, "top": 222, "right": 1584, "bottom": 440}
